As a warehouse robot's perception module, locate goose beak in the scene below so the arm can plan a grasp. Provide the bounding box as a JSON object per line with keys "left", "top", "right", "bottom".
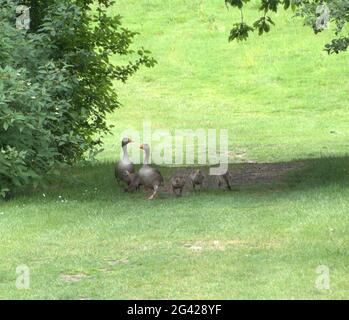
{"left": 128, "top": 138, "right": 133, "bottom": 143}
{"left": 139, "top": 144, "right": 144, "bottom": 150}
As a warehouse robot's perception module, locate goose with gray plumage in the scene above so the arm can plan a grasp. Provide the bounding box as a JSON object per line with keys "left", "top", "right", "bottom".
{"left": 139, "top": 143, "right": 164, "bottom": 200}
{"left": 115, "top": 137, "right": 134, "bottom": 191}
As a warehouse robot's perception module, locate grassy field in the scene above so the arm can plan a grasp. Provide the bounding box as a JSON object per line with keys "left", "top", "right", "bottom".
{"left": 1, "top": 0, "right": 349, "bottom": 299}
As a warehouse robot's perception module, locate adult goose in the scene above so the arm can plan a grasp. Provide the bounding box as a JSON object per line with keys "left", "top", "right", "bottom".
{"left": 115, "top": 137, "right": 134, "bottom": 190}
{"left": 139, "top": 143, "right": 164, "bottom": 200}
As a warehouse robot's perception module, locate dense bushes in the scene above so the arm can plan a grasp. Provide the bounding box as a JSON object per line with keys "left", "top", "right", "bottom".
{"left": 1, "top": 3, "right": 67, "bottom": 196}
{"left": 0, "top": 0, "right": 155, "bottom": 197}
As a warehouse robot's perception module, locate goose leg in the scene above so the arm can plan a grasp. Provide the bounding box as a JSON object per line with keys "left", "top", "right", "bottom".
{"left": 144, "top": 186, "right": 153, "bottom": 198}
{"left": 148, "top": 185, "right": 159, "bottom": 200}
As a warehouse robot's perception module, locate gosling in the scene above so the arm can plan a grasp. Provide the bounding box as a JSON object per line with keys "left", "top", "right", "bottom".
{"left": 189, "top": 169, "right": 205, "bottom": 191}
{"left": 170, "top": 175, "right": 186, "bottom": 197}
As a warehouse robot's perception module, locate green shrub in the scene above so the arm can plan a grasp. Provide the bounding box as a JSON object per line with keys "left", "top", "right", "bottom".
{"left": 0, "top": 0, "right": 155, "bottom": 197}
{"left": 0, "top": 40, "right": 77, "bottom": 196}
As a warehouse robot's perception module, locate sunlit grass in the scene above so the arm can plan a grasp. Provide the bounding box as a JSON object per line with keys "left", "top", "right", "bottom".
{"left": 102, "top": 0, "right": 349, "bottom": 163}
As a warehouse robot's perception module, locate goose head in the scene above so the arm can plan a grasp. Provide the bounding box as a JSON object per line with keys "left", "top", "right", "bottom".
{"left": 139, "top": 143, "right": 150, "bottom": 152}
{"left": 122, "top": 137, "right": 133, "bottom": 147}
{"left": 140, "top": 143, "right": 151, "bottom": 165}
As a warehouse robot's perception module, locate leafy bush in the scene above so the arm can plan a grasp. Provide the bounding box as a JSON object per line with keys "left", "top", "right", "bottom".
{"left": 225, "top": 0, "right": 349, "bottom": 54}
{"left": 0, "top": 0, "right": 155, "bottom": 197}
{"left": 0, "top": 22, "right": 77, "bottom": 196}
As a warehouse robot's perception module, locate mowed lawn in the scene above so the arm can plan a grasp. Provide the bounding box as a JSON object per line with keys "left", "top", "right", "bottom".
{"left": 1, "top": 0, "right": 349, "bottom": 299}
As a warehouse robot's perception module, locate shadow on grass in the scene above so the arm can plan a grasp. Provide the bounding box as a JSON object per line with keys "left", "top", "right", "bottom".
{"left": 284, "top": 155, "right": 349, "bottom": 190}
{"left": 4, "top": 155, "right": 349, "bottom": 202}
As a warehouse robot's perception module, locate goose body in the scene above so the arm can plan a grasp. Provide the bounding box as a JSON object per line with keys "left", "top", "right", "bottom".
{"left": 115, "top": 137, "right": 134, "bottom": 188}
{"left": 139, "top": 144, "right": 164, "bottom": 199}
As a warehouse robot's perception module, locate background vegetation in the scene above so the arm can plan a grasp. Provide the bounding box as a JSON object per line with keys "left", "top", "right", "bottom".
{"left": 0, "top": 0, "right": 154, "bottom": 197}
{"left": 225, "top": 0, "right": 349, "bottom": 54}
{"left": 101, "top": 0, "right": 349, "bottom": 163}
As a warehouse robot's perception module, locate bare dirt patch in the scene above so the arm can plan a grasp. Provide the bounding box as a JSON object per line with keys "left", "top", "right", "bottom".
{"left": 161, "top": 160, "right": 305, "bottom": 193}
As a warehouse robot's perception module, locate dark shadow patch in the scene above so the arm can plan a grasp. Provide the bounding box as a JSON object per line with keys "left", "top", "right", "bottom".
{"left": 5, "top": 156, "right": 349, "bottom": 201}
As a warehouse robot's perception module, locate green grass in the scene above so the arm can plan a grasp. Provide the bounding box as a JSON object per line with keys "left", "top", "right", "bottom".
{"left": 1, "top": 159, "right": 349, "bottom": 299}
{"left": 103, "top": 0, "right": 349, "bottom": 163}
{"left": 1, "top": 0, "right": 349, "bottom": 299}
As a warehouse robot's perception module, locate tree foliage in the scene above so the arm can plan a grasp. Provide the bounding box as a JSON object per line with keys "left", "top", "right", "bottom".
{"left": 0, "top": 0, "right": 156, "bottom": 197}
{"left": 225, "top": 0, "right": 349, "bottom": 54}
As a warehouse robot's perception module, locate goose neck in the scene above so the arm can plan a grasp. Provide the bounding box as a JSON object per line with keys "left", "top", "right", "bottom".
{"left": 144, "top": 148, "right": 150, "bottom": 165}
{"left": 122, "top": 144, "right": 129, "bottom": 161}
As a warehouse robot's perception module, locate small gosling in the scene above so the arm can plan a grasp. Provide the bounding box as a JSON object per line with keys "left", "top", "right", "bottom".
{"left": 189, "top": 169, "right": 205, "bottom": 190}
{"left": 170, "top": 175, "right": 186, "bottom": 197}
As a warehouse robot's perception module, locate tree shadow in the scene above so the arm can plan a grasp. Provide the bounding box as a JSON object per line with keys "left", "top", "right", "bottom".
{"left": 283, "top": 155, "right": 349, "bottom": 190}
{"left": 4, "top": 155, "right": 349, "bottom": 202}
